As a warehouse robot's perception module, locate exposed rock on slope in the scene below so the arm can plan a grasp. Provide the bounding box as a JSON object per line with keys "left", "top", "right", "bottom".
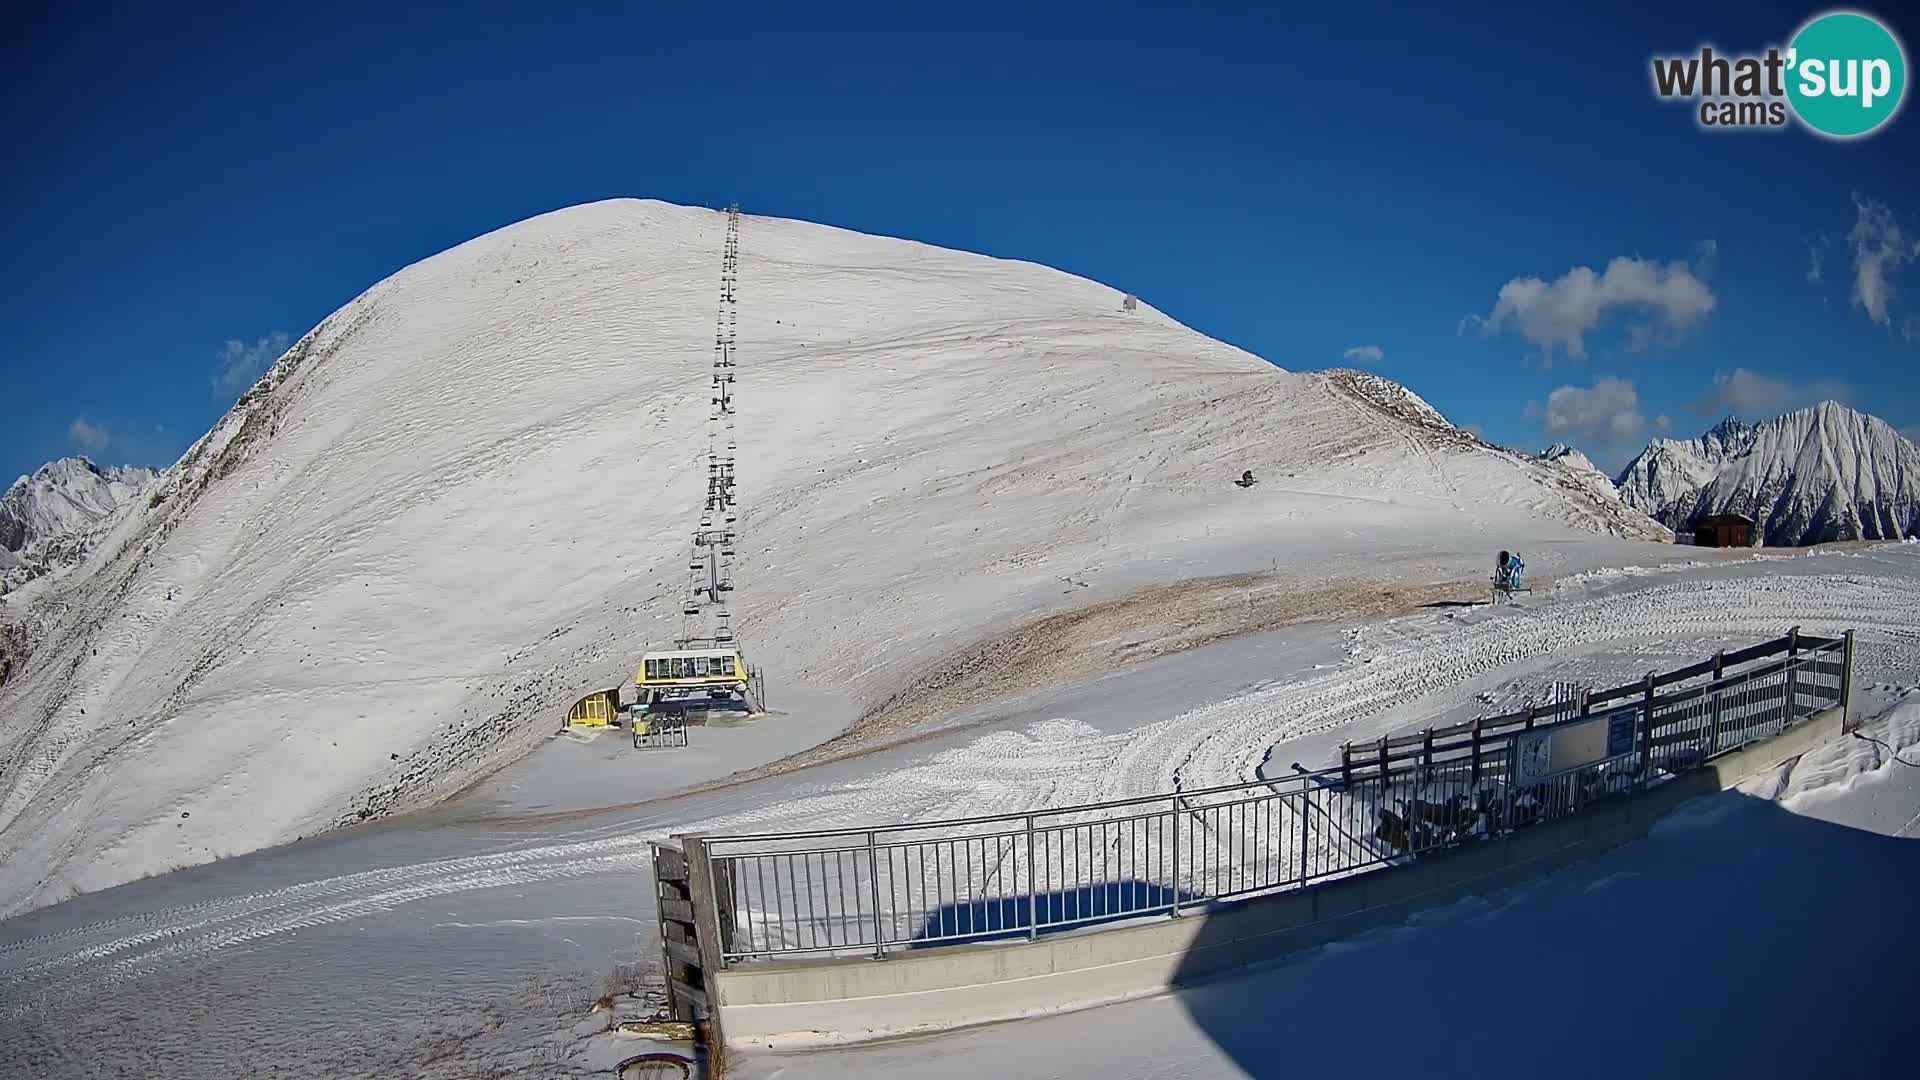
{"left": 1322, "top": 370, "right": 1668, "bottom": 543}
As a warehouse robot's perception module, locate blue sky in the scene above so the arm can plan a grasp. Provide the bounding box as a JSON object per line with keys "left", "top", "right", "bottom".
{"left": 3, "top": 0, "right": 1917, "bottom": 480}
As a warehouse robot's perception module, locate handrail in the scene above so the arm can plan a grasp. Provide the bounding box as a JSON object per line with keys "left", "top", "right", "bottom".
{"left": 691, "top": 629, "right": 1853, "bottom": 965}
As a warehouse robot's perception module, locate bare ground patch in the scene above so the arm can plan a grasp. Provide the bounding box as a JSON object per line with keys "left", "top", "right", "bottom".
{"left": 736, "top": 569, "right": 1481, "bottom": 777}
{"left": 462, "top": 569, "right": 1491, "bottom": 828}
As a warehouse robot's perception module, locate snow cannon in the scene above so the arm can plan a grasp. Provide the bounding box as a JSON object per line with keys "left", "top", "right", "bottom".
{"left": 1492, "top": 550, "right": 1529, "bottom": 604}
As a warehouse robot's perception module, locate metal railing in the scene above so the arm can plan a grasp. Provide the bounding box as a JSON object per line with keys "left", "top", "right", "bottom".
{"left": 692, "top": 629, "right": 1852, "bottom": 964}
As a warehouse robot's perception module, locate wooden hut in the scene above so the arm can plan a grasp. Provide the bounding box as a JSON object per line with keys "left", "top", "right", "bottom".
{"left": 1693, "top": 513, "right": 1755, "bottom": 548}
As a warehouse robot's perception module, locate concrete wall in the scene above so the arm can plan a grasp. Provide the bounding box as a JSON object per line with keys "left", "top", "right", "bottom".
{"left": 714, "top": 707, "right": 1842, "bottom": 1050}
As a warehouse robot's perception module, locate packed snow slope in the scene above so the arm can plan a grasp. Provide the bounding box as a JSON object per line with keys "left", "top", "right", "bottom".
{"left": 0, "top": 199, "right": 1666, "bottom": 916}
{"left": 1617, "top": 405, "right": 1920, "bottom": 545}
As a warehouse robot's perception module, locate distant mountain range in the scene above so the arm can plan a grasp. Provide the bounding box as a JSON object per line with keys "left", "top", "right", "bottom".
{"left": 1, "top": 458, "right": 157, "bottom": 588}
{"left": 1610, "top": 403, "right": 1920, "bottom": 546}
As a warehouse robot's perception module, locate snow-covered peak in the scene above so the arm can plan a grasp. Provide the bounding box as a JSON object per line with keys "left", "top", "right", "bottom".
{"left": 1, "top": 457, "right": 157, "bottom": 555}
{"left": 1539, "top": 443, "right": 1604, "bottom": 475}
{"left": 1614, "top": 414, "right": 1759, "bottom": 522}
{"left": 1698, "top": 414, "right": 1757, "bottom": 458}
{"left": 1617, "top": 402, "right": 1920, "bottom": 545}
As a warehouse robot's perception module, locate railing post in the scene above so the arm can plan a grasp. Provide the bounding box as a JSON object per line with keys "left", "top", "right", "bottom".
{"left": 1025, "top": 815, "right": 1038, "bottom": 941}
{"left": 1638, "top": 671, "right": 1656, "bottom": 781}
{"left": 866, "top": 831, "right": 884, "bottom": 960}
{"left": 680, "top": 836, "right": 731, "bottom": 1065}
{"left": 1708, "top": 650, "right": 1725, "bottom": 756}
{"left": 1785, "top": 626, "right": 1801, "bottom": 727}
{"left": 1470, "top": 717, "right": 1483, "bottom": 786}
{"left": 1524, "top": 704, "right": 1536, "bottom": 729}
{"left": 1298, "top": 792, "right": 1311, "bottom": 882}
{"left": 1340, "top": 743, "right": 1352, "bottom": 788}
{"left": 1577, "top": 689, "right": 1590, "bottom": 718}
{"left": 1170, "top": 794, "right": 1183, "bottom": 918}
{"left": 1421, "top": 728, "right": 1435, "bottom": 780}
{"left": 1377, "top": 736, "right": 1391, "bottom": 794}
{"left": 1842, "top": 629, "right": 1857, "bottom": 732}
{"left": 1501, "top": 766, "right": 1513, "bottom": 833}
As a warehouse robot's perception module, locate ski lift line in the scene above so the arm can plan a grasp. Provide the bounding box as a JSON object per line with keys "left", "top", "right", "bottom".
{"left": 678, "top": 205, "right": 747, "bottom": 648}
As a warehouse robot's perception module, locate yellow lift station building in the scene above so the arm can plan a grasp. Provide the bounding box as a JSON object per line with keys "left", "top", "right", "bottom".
{"left": 635, "top": 647, "right": 750, "bottom": 707}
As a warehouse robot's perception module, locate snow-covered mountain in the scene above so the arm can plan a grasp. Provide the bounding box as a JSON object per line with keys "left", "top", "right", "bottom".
{"left": 1616, "top": 405, "right": 1920, "bottom": 546}
{"left": 1, "top": 458, "right": 155, "bottom": 553}
{"left": 0, "top": 458, "right": 157, "bottom": 590}
{"left": 0, "top": 199, "right": 1668, "bottom": 914}
{"left": 1539, "top": 443, "right": 1603, "bottom": 476}
{"left": 1614, "top": 417, "right": 1754, "bottom": 526}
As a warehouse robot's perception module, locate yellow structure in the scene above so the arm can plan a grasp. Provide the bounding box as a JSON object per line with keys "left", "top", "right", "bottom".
{"left": 635, "top": 647, "right": 751, "bottom": 705}
{"left": 565, "top": 687, "right": 623, "bottom": 728}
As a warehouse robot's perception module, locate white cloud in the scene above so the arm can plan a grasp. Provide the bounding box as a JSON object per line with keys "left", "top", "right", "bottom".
{"left": 1807, "top": 234, "right": 1829, "bottom": 283}
{"left": 1341, "top": 345, "right": 1384, "bottom": 364}
{"left": 67, "top": 418, "right": 111, "bottom": 453}
{"left": 1533, "top": 377, "right": 1662, "bottom": 448}
{"left": 1690, "top": 368, "right": 1852, "bottom": 417}
{"left": 215, "top": 332, "right": 292, "bottom": 396}
{"left": 1480, "top": 255, "right": 1716, "bottom": 360}
{"left": 1462, "top": 423, "right": 1487, "bottom": 439}
{"left": 1847, "top": 194, "right": 1916, "bottom": 328}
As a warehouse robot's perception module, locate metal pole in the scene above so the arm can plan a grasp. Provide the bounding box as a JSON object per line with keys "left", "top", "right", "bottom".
{"left": 1841, "top": 629, "right": 1856, "bottom": 732}
{"left": 1639, "top": 671, "right": 1656, "bottom": 781}
{"left": 1025, "top": 815, "right": 1038, "bottom": 941}
{"left": 1298, "top": 794, "right": 1311, "bottom": 884}
{"left": 1784, "top": 626, "right": 1801, "bottom": 728}
{"left": 1170, "top": 794, "right": 1183, "bottom": 917}
{"left": 1708, "top": 650, "right": 1725, "bottom": 756}
{"left": 866, "top": 832, "right": 884, "bottom": 960}
{"left": 1502, "top": 756, "right": 1513, "bottom": 834}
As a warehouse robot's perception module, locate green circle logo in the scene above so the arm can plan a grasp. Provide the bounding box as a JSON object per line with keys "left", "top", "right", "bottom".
{"left": 1786, "top": 10, "right": 1907, "bottom": 138}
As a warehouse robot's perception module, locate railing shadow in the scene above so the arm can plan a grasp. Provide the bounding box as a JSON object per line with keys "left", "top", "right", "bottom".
{"left": 1167, "top": 790, "right": 1920, "bottom": 1077}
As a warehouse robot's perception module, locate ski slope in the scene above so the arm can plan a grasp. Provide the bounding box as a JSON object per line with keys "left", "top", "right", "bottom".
{"left": 2, "top": 549, "right": 1916, "bottom": 1078}
{"left": 1, "top": 199, "right": 1665, "bottom": 916}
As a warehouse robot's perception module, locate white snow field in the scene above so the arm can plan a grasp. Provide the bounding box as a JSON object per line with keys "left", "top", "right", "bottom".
{"left": 2, "top": 547, "right": 1917, "bottom": 1078}
{"left": 0, "top": 199, "right": 1672, "bottom": 917}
